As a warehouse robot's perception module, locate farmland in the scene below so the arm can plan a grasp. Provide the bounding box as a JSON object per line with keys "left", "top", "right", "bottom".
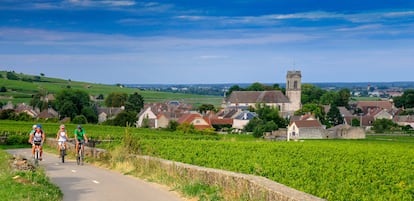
{"left": 1, "top": 120, "right": 413, "bottom": 200}
{"left": 0, "top": 71, "right": 223, "bottom": 107}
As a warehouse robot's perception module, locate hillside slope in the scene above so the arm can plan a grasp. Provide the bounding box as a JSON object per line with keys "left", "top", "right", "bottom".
{"left": 0, "top": 71, "right": 222, "bottom": 106}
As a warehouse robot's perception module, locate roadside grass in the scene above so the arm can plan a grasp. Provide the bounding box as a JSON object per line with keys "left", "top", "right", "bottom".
{"left": 90, "top": 145, "right": 225, "bottom": 201}
{"left": 0, "top": 149, "right": 62, "bottom": 201}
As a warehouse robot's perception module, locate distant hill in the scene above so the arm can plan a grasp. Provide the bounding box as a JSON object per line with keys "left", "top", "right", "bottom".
{"left": 0, "top": 71, "right": 223, "bottom": 107}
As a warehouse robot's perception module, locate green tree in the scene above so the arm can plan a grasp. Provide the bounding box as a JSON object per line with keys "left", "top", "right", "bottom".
{"left": 245, "top": 104, "right": 286, "bottom": 137}
{"left": 125, "top": 92, "right": 144, "bottom": 112}
{"left": 335, "top": 88, "right": 351, "bottom": 107}
{"left": 111, "top": 111, "right": 137, "bottom": 127}
{"left": 255, "top": 104, "right": 287, "bottom": 128}
{"left": 81, "top": 106, "right": 98, "bottom": 124}
{"left": 55, "top": 89, "right": 91, "bottom": 119}
{"left": 198, "top": 104, "right": 215, "bottom": 114}
{"left": 6, "top": 71, "right": 19, "bottom": 80}
{"left": 320, "top": 91, "right": 338, "bottom": 105}
{"left": 294, "top": 103, "right": 326, "bottom": 122}
{"left": 326, "top": 105, "right": 343, "bottom": 127}
{"left": 394, "top": 89, "right": 414, "bottom": 108}
{"left": 0, "top": 86, "right": 6, "bottom": 92}
{"left": 0, "top": 109, "right": 15, "bottom": 120}
{"left": 105, "top": 92, "right": 128, "bottom": 107}
{"left": 372, "top": 118, "right": 399, "bottom": 133}
{"left": 301, "top": 84, "right": 325, "bottom": 104}
{"left": 246, "top": 82, "right": 266, "bottom": 91}
{"left": 59, "top": 101, "right": 77, "bottom": 120}
{"left": 227, "top": 85, "right": 242, "bottom": 96}
{"left": 351, "top": 118, "right": 360, "bottom": 127}
{"left": 244, "top": 118, "right": 263, "bottom": 132}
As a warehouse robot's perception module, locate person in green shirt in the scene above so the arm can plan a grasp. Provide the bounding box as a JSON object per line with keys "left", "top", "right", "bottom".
{"left": 74, "top": 125, "right": 88, "bottom": 156}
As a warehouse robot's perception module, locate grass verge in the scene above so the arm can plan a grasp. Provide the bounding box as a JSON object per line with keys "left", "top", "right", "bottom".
{"left": 0, "top": 149, "right": 63, "bottom": 201}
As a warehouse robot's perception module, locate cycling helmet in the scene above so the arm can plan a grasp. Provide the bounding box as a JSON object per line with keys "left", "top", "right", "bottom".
{"left": 77, "top": 125, "right": 82, "bottom": 129}
{"left": 36, "top": 124, "right": 42, "bottom": 129}
{"left": 32, "top": 124, "right": 37, "bottom": 129}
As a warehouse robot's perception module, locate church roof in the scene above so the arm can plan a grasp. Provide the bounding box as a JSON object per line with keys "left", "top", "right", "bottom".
{"left": 226, "top": 91, "right": 290, "bottom": 104}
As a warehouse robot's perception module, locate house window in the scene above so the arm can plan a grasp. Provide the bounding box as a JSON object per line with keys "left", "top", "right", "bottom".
{"left": 294, "top": 81, "right": 298, "bottom": 89}
{"left": 195, "top": 120, "right": 200, "bottom": 123}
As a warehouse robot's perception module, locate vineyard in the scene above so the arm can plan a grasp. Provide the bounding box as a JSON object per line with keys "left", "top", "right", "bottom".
{"left": 1, "top": 120, "right": 414, "bottom": 200}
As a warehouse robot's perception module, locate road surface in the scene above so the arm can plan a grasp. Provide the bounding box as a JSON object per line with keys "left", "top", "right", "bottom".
{"left": 7, "top": 149, "right": 184, "bottom": 201}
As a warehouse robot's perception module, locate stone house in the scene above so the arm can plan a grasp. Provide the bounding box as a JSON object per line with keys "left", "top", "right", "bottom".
{"left": 287, "top": 119, "right": 325, "bottom": 140}
{"left": 37, "top": 108, "right": 59, "bottom": 119}
{"left": 15, "top": 103, "right": 38, "bottom": 118}
{"left": 394, "top": 115, "right": 414, "bottom": 128}
{"left": 136, "top": 101, "right": 192, "bottom": 128}
{"left": 232, "top": 111, "right": 258, "bottom": 132}
{"left": 356, "top": 100, "right": 394, "bottom": 114}
{"left": 97, "top": 107, "right": 124, "bottom": 123}
{"left": 177, "top": 113, "right": 212, "bottom": 130}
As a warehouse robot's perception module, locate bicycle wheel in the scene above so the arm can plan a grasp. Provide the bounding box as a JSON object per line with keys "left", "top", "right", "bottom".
{"left": 34, "top": 149, "right": 39, "bottom": 166}
{"left": 77, "top": 150, "right": 80, "bottom": 165}
{"left": 80, "top": 148, "right": 84, "bottom": 165}
{"left": 61, "top": 148, "right": 65, "bottom": 163}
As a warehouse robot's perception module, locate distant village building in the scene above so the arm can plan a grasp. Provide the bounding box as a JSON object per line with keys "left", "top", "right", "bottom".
{"left": 223, "top": 71, "right": 302, "bottom": 117}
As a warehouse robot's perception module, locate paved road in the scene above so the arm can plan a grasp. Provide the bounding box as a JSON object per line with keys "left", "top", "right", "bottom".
{"left": 7, "top": 149, "right": 184, "bottom": 201}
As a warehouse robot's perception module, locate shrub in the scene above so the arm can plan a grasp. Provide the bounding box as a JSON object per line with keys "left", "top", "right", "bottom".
{"left": 72, "top": 115, "right": 88, "bottom": 124}
{"left": 6, "top": 135, "right": 27, "bottom": 145}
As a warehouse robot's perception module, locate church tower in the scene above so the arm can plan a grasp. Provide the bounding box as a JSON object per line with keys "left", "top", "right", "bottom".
{"left": 286, "top": 71, "right": 302, "bottom": 112}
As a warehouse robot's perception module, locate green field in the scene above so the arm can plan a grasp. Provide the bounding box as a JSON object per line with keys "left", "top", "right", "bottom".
{"left": 0, "top": 71, "right": 223, "bottom": 107}
{"left": 1, "top": 120, "right": 413, "bottom": 201}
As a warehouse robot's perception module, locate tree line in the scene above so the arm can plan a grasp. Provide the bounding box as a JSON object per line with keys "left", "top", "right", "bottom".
{"left": 1, "top": 88, "right": 144, "bottom": 127}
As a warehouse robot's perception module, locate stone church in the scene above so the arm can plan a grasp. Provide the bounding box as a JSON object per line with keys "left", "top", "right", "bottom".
{"left": 223, "top": 70, "right": 302, "bottom": 117}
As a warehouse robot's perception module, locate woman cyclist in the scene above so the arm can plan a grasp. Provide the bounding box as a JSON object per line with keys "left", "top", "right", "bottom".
{"left": 56, "top": 124, "right": 69, "bottom": 157}
{"left": 28, "top": 124, "right": 45, "bottom": 160}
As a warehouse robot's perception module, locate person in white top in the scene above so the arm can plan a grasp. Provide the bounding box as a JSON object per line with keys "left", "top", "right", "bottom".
{"left": 56, "top": 124, "right": 69, "bottom": 156}
{"left": 29, "top": 124, "right": 45, "bottom": 160}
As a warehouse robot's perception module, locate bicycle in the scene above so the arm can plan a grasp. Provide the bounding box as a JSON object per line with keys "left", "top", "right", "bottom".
{"left": 59, "top": 142, "right": 66, "bottom": 163}
{"left": 33, "top": 142, "right": 41, "bottom": 166}
{"left": 77, "top": 141, "right": 84, "bottom": 165}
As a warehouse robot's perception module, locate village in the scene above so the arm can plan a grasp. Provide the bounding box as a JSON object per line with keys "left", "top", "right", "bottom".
{"left": 2, "top": 70, "right": 413, "bottom": 141}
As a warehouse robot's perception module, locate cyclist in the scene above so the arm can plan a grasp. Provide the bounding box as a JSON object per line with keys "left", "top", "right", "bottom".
{"left": 28, "top": 124, "right": 45, "bottom": 160}
{"left": 28, "top": 124, "right": 36, "bottom": 140}
{"left": 74, "top": 125, "right": 88, "bottom": 157}
{"left": 56, "top": 124, "right": 69, "bottom": 157}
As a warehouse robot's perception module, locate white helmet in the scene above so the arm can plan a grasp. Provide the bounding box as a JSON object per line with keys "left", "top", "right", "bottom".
{"left": 32, "top": 124, "right": 37, "bottom": 129}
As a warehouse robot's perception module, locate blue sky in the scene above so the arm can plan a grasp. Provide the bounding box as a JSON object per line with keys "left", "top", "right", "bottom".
{"left": 1, "top": 0, "right": 414, "bottom": 84}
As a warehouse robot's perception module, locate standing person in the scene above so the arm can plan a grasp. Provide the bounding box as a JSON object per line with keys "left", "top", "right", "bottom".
{"left": 74, "top": 125, "right": 88, "bottom": 157}
{"left": 56, "top": 124, "right": 69, "bottom": 157}
{"left": 28, "top": 124, "right": 45, "bottom": 160}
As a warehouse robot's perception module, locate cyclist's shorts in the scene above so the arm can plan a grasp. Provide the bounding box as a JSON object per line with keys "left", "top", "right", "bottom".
{"left": 33, "top": 141, "right": 41, "bottom": 146}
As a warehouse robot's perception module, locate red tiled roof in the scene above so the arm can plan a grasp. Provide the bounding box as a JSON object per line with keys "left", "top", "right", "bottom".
{"left": 210, "top": 118, "right": 233, "bottom": 125}
{"left": 356, "top": 101, "right": 393, "bottom": 110}
{"left": 291, "top": 120, "right": 322, "bottom": 128}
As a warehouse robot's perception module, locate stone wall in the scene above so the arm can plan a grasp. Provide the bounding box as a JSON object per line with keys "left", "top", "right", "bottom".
{"left": 137, "top": 155, "right": 325, "bottom": 201}
{"left": 298, "top": 128, "right": 326, "bottom": 139}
